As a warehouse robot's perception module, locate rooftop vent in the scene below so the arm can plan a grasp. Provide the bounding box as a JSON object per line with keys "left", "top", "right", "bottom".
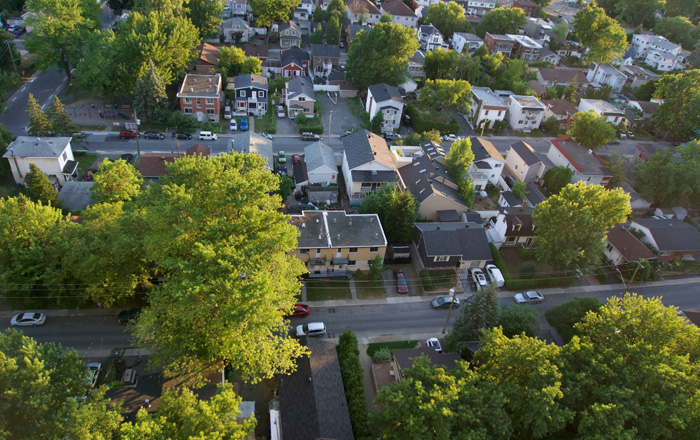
{"left": 302, "top": 222, "right": 306, "bottom": 228}
{"left": 348, "top": 219, "right": 352, "bottom": 226}
{"left": 333, "top": 217, "right": 337, "bottom": 223}
{"left": 370, "top": 217, "right": 374, "bottom": 222}
{"left": 337, "top": 233, "right": 341, "bottom": 239}
{"left": 374, "top": 232, "right": 379, "bottom": 239}
{"left": 318, "top": 234, "right": 322, "bottom": 240}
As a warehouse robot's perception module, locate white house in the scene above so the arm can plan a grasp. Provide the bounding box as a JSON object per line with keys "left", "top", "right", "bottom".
{"left": 346, "top": 0, "right": 381, "bottom": 24}
{"left": 452, "top": 32, "right": 483, "bottom": 54}
{"left": 341, "top": 130, "right": 398, "bottom": 204}
{"left": 546, "top": 134, "right": 613, "bottom": 186}
{"left": 469, "top": 86, "right": 507, "bottom": 130}
{"left": 470, "top": 137, "right": 505, "bottom": 188}
{"left": 505, "top": 140, "right": 552, "bottom": 183}
{"left": 630, "top": 34, "right": 681, "bottom": 60}
{"left": 507, "top": 95, "right": 545, "bottom": 131}
{"left": 380, "top": 1, "right": 418, "bottom": 28}
{"left": 419, "top": 25, "right": 447, "bottom": 51}
{"left": 644, "top": 49, "right": 685, "bottom": 72}
{"left": 586, "top": 63, "right": 627, "bottom": 93}
{"left": 466, "top": 0, "right": 496, "bottom": 15}
{"left": 222, "top": 17, "right": 250, "bottom": 43}
{"left": 304, "top": 141, "right": 337, "bottom": 185}
{"left": 366, "top": 83, "right": 405, "bottom": 134}
{"left": 3, "top": 137, "right": 77, "bottom": 187}
{"left": 578, "top": 99, "right": 624, "bottom": 125}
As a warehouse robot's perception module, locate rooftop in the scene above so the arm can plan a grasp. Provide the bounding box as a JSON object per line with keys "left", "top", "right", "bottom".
{"left": 591, "top": 63, "right": 626, "bottom": 78}
{"left": 606, "top": 224, "right": 656, "bottom": 261}
{"left": 304, "top": 141, "right": 336, "bottom": 173}
{"left": 506, "top": 33, "right": 542, "bottom": 49}
{"left": 485, "top": 33, "right": 514, "bottom": 43}
{"left": 550, "top": 134, "right": 612, "bottom": 176}
{"left": 241, "top": 43, "right": 269, "bottom": 59}
{"left": 287, "top": 76, "right": 314, "bottom": 101}
{"left": 229, "top": 132, "right": 273, "bottom": 169}
{"left": 138, "top": 153, "right": 183, "bottom": 178}
{"left": 505, "top": 213, "right": 535, "bottom": 237}
{"left": 3, "top": 136, "right": 71, "bottom": 158}
{"left": 58, "top": 181, "right": 95, "bottom": 212}
{"left": 196, "top": 42, "right": 220, "bottom": 65}
{"left": 580, "top": 98, "right": 623, "bottom": 115}
{"left": 415, "top": 222, "right": 492, "bottom": 261}
{"left": 346, "top": 0, "right": 380, "bottom": 14}
{"left": 543, "top": 98, "right": 578, "bottom": 116}
{"left": 398, "top": 154, "right": 465, "bottom": 206}
{"left": 509, "top": 140, "right": 540, "bottom": 166}
{"left": 381, "top": 0, "right": 416, "bottom": 17}
{"left": 392, "top": 347, "right": 461, "bottom": 373}
{"left": 631, "top": 218, "right": 700, "bottom": 252}
{"left": 471, "top": 86, "right": 507, "bottom": 108}
{"left": 233, "top": 73, "right": 268, "bottom": 90}
{"left": 368, "top": 83, "right": 403, "bottom": 104}
{"left": 471, "top": 137, "right": 505, "bottom": 162}
{"left": 510, "top": 95, "right": 545, "bottom": 110}
{"left": 537, "top": 67, "right": 588, "bottom": 84}
{"left": 312, "top": 43, "right": 340, "bottom": 58}
{"left": 281, "top": 46, "right": 310, "bottom": 67}
{"left": 290, "top": 210, "right": 387, "bottom": 248}
{"left": 177, "top": 73, "right": 222, "bottom": 98}
{"left": 342, "top": 130, "right": 396, "bottom": 170}
{"left": 453, "top": 32, "right": 482, "bottom": 42}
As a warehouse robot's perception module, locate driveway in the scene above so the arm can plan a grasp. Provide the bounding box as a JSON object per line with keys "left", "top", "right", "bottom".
{"left": 276, "top": 113, "right": 298, "bottom": 135}
{"left": 316, "top": 93, "right": 365, "bottom": 135}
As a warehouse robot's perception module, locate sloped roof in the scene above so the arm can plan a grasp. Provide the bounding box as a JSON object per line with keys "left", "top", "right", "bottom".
{"left": 279, "top": 20, "right": 299, "bottom": 33}
{"left": 196, "top": 43, "right": 220, "bottom": 65}
{"left": 186, "top": 144, "right": 211, "bottom": 156}
{"left": 312, "top": 43, "right": 340, "bottom": 58}
{"left": 550, "top": 134, "right": 611, "bottom": 176}
{"left": 368, "top": 83, "right": 403, "bottom": 104}
{"left": 342, "top": 130, "right": 396, "bottom": 170}
{"left": 304, "top": 140, "right": 336, "bottom": 173}
{"left": 398, "top": 154, "right": 465, "bottom": 207}
{"left": 537, "top": 67, "right": 588, "bottom": 84}
{"left": 347, "top": 0, "right": 380, "bottom": 14}
{"left": 509, "top": 140, "right": 540, "bottom": 166}
{"left": 4, "top": 136, "right": 71, "bottom": 158}
{"left": 543, "top": 98, "right": 577, "bottom": 117}
{"left": 287, "top": 76, "right": 314, "bottom": 101}
{"left": 632, "top": 219, "right": 700, "bottom": 252}
{"left": 241, "top": 43, "right": 268, "bottom": 59}
{"left": 415, "top": 222, "right": 492, "bottom": 261}
{"left": 392, "top": 347, "right": 461, "bottom": 373}
{"left": 229, "top": 132, "right": 273, "bottom": 169}
{"left": 381, "top": 0, "right": 416, "bottom": 17}
{"left": 504, "top": 213, "right": 535, "bottom": 237}
{"left": 281, "top": 46, "right": 310, "bottom": 67}
{"left": 138, "top": 153, "right": 183, "bottom": 178}
{"left": 606, "top": 224, "right": 656, "bottom": 261}
{"left": 58, "top": 181, "right": 96, "bottom": 212}
{"left": 471, "top": 137, "right": 504, "bottom": 162}
{"left": 233, "top": 73, "right": 268, "bottom": 90}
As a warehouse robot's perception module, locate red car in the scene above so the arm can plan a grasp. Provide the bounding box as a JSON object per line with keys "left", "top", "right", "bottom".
{"left": 292, "top": 154, "right": 301, "bottom": 164}
{"left": 284, "top": 303, "right": 310, "bottom": 318}
{"left": 119, "top": 129, "right": 139, "bottom": 139}
{"left": 393, "top": 269, "right": 408, "bottom": 294}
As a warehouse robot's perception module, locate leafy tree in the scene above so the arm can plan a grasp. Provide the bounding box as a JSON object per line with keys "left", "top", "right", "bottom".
{"left": 346, "top": 22, "right": 419, "bottom": 89}
{"left": 543, "top": 115, "right": 560, "bottom": 135}
{"left": 654, "top": 16, "right": 699, "bottom": 50}
{"left": 118, "top": 384, "right": 255, "bottom": 439}
{"left": 573, "top": 5, "right": 628, "bottom": 64}
{"left": 551, "top": 21, "right": 570, "bottom": 39}
{"left": 133, "top": 0, "right": 185, "bottom": 15}
{"left": 91, "top": 160, "right": 144, "bottom": 203}
{"left": 454, "top": 52, "right": 481, "bottom": 84}
{"left": 131, "top": 153, "right": 308, "bottom": 384}
{"left": 380, "top": 12, "right": 393, "bottom": 23}
{"left": 542, "top": 165, "right": 573, "bottom": 195}
{"left": 632, "top": 141, "right": 700, "bottom": 207}
{"left": 445, "top": 137, "right": 474, "bottom": 181}
{"left": 476, "top": 7, "right": 527, "bottom": 38}
{"left": 26, "top": 163, "right": 61, "bottom": 208}
{"left": 664, "top": 0, "right": 698, "bottom": 17}
{"left": 615, "top": 0, "right": 663, "bottom": 28}
{"left": 311, "top": 22, "right": 324, "bottom": 44}
{"left": 564, "top": 76, "right": 578, "bottom": 103}
{"left": 653, "top": 70, "right": 700, "bottom": 139}
{"left": 567, "top": 110, "right": 616, "bottom": 149}
{"left": 425, "top": 1, "right": 473, "bottom": 39}
{"left": 0, "top": 329, "right": 123, "bottom": 440}
{"left": 47, "top": 96, "right": 80, "bottom": 137}
{"left": 533, "top": 181, "right": 630, "bottom": 269}
{"left": 24, "top": 0, "right": 100, "bottom": 80}
{"left": 26, "top": 93, "right": 52, "bottom": 137}
{"left": 276, "top": 175, "right": 294, "bottom": 200}
{"left": 250, "top": 0, "right": 301, "bottom": 27}
{"left": 359, "top": 184, "right": 418, "bottom": 242}
{"left": 498, "top": 304, "right": 540, "bottom": 338}
{"left": 456, "top": 174, "right": 476, "bottom": 205}
{"left": 418, "top": 79, "right": 472, "bottom": 118}
{"left": 544, "top": 297, "right": 602, "bottom": 343}
{"left": 186, "top": 0, "right": 224, "bottom": 39}
{"left": 217, "top": 46, "right": 262, "bottom": 78}
{"left": 368, "top": 254, "right": 385, "bottom": 281}
{"left": 326, "top": 15, "right": 340, "bottom": 45}
{"left": 401, "top": 130, "right": 442, "bottom": 146}
{"left": 634, "top": 78, "right": 656, "bottom": 101}
{"left": 132, "top": 59, "right": 168, "bottom": 123}
{"left": 370, "top": 110, "right": 384, "bottom": 134}
{"left": 72, "top": 30, "right": 120, "bottom": 97}
{"left": 445, "top": 282, "right": 499, "bottom": 353}
{"left": 425, "top": 48, "right": 459, "bottom": 80}
{"left": 511, "top": 180, "right": 528, "bottom": 200}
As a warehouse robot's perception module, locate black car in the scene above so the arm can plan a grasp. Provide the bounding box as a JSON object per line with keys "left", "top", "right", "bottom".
{"left": 143, "top": 132, "right": 165, "bottom": 140}
{"left": 119, "top": 153, "right": 134, "bottom": 164}
{"left": 117, "top": 308, "right": 142, "bottom": 324}
{"left": 172, "top": 132, "right": 193, "bottom": 140}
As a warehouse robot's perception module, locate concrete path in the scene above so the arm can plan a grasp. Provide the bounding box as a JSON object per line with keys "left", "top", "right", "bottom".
{"left": 348, "top": 277, "right": 358, "bottom": 300}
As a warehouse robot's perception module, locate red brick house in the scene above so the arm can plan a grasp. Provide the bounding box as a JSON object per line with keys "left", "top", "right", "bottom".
{"left": 484, "top": 33, "right": 514, "bottom": 57}
{"left": 513, "top": 0, "right": 537, "bottom": 16}
{"left": 281, "top": 47, "right": 310, "bottom": 78}
{"left": 176, "top": 73, "right": 222, "bottom": 123}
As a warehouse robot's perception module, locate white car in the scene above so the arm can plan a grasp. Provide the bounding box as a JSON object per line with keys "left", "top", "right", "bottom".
{"left": 485, "top": 264, "right": 505, "bottom": 288}
{"left": 223, "top": 106, "right": 232, "bottom": 120}
{"left": 296, "top": 322, "right": 326, "bottom": 337}
{"left": 514, "top": 291, "right": 544, "bottom": 304}
{"left": 426, "top": 338, "right": 442, "bottom": 353}
{"left": 86, "top": 362, "right": 101, "bottom": 388}
{"left": 471, "top": 268, "right": 488, "bottom": 290}
{"left": 277, "top": 105, "right": 286, "bottom": 118}
{"left": 10, "top": 312, "right": 46, "bottom": 327}
{"left": 229, "top": 119, "right": 238, "bottom": 132}
{"left": 198, "top": 131, "right": 217, "bottom": 141}
{"left": 442, "top": 134, "right": 458, "bottom": 141}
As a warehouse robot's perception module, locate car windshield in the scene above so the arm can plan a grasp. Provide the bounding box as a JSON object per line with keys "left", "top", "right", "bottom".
{"left": 32, "top": 313, "right": 40, "bottom": 319}
{"left": 397, "top": 279, "right": 406, "bottom": 285}
{"left": 525, "top": 293, "right": 536, "bottom": 299}
{"left": 302, "top": 324, "right": 309, "bottom": 332}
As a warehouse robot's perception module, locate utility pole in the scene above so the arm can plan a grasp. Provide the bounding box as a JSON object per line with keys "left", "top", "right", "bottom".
{"left": 328, "top": 110, "right": 333, "bottom": 142}
{"left": 133, "top": 109, "right": 141, "bottom": 156}
{"left": 442, "top": 288, "right": 457, "bottom": 334}
{"left": 624, "top": 261, "right": 642, "bottom": 293}
{"left": 5, "top": 40, "right": 17, "bottom": 76}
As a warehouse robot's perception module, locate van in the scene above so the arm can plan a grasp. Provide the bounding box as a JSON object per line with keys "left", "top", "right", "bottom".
{"left": 223, "top": 106, "right": 232, "bottom": 120}
{"left": 198, "top": 131, "right": 217, "bottom": 141}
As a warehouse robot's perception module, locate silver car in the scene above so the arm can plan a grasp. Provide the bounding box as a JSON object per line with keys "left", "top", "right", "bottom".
{"left": 296, "top": 322, "right": 326, "bottom": 337}
{"left": 514, "top": 291, "right": 544, "bottom": 304}
{"left": 431, "top": 296, "right": 460, "bottom": 309}
{"left": 10, "top": 312, "right": 46, "bottom": 327}
{"left": 86, "top": 362, "right": 101, "bottom": 388}
{"left": 471, "top": 268, "right": 488, "bottom": 290}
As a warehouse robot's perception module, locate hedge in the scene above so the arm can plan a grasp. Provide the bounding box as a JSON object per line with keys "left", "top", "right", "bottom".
{"left": 516, "top": 245, "right": 537, "bottom": 260}
{"left": 407, "top": 103, "right": 460, "bottom": 135}
{"left": 490, "top": 243, "right": 575, "bottom": 290}
{"left": 337, "top": 330, "right": 371, "bottom": 439}
{"left": 419, "top": 268, "right": 434, "bottom": 291}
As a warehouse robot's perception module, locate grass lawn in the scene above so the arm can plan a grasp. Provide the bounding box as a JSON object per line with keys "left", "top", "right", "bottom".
{"left": 304, "top": 279, "right": 352, "bottom": 301}
{"left": 659, "top": 260, "right": 700, "bottom": 277}
{"left": 429, "top": 270, "right": 460, "bottom": 291}
{"left": 516, "top": 129, "right": 546, "bottom": 137}
{"left": 254, "top": 106, "right": 277, "bottom": 134}
{"left": 73, "top": 152, "right": 99, "bottom": 176}
{"left": 366, "top": 340, "right": 418, "bottom": 358}
{"left": 353, "top": 272, "right": 387, "bottom": 299}
{"left": 501, "top": 247, "right": 557, "bottom": 280}
{"left": 347, "top": 96, "right": 369, "bottom": 128}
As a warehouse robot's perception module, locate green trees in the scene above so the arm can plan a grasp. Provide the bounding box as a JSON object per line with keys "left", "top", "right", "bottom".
{"left": 250, "top": 0, "right": 301, "bottom": 27}
{"left": 25, "top": 163, "right": 62, "bottom": 208}
{"left": 326, "top": 15, "right": 340, "bottom": 45}
{"left": 664, "top": 0, "right": 699, "bottom": 17}
{"left": 545, "top": 297, "right": 602, "bottom": 342}
{"left": 445, "top": 282, "right": 499, "bottom": 353}
{"left": 186, "top": 0, "right": 225, "bottom": 39}
{"left": 498, "top": 304, "right": 540, "bottom": 337}
{"left": 614, "top": 0, "right": 663, "bottom": 28}
{"left": 132, "top": 59, "right": 168, "bottom": 123}
{"left": 424, "top": 1, "right": 473, "bottom": 39}
{"left": 91, "top": 160, "right": 144, "bottom": 203}
{"left": 217, "top": 46, "right": 262, "bottom": 78}
{"left": 26, "top": 94, "right": 52, "bottom": 137}
{"left": 653, "top": 70, "right": 700, "bottom": 139}
{"left": 418, "top": 79, "right": 472, "bottom": 117}
{"left": 573, "top": 5, "right": 628, "bottom": 64}
{"left": 445, "top": 137, "right": 474, "bottom": 181}
{"left": 654, "top": 16, "right": 700, "bottom": 50}
{"left": 476, "top": 7, "right": 527, "bottom": 38}
{"left": 542, "top": 165, "right": 573, "bottom": 195}
{"left": 27, "top": 94, "right": 80, "bottom": 137}
{"left": 424, "top": 48, "right": 459, "bottom": 80}
{"left": 370, "top": 110, "right": 384, "bottom": 134}
{"left": 567, "top": 110, "right": 616, "bottom": 149}
{"left": 359, "top": 184, "right": 418, "bottom": 243}
{"left": 511, "top": 180, "right": 528, "bottom": 200}
{"left": 346, "top": 22, "right": 419, "bottom": 89}
{"left": 533, "top": 182, "right": 630, "bottom": 269}
{"left": 311, "top": 22, "right": 324, "bottom": 44}
{"left": 337, "top": 330, "right": 371, "bottom": 438}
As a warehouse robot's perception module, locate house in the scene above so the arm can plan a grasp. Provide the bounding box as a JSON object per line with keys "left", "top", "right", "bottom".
{"left": 311, "top": 43, "right": 340, "bottom": 77}
{"left": 413, "top": 222, "right": 492, "bottom": 269}
{"left": 507, "top": 95, "right": 545, "bottom": 131}
{"left": 341, "top": 130, "right": 398, "bottom": 204}
{"left": 228, "top": 131, "right": 274, "bottom": 170}
{"left": 498, "top": 183, "right": 546, "bottom": 208}
{"left": 484, "top": 33, "right": 514, "bottom": 56}
{"left": 465, "top": 0, "right": 496, "bottom": 16}
{"left": 528, "top": 79, "right": 548, "bottom": 98}
{"left": 193, "top": 43, "right": 220, "bottom": 73}
{"left": 222, "top": 17, "right": 250, "bottom": 43}
{"left": 138, "top": 153, "right": 183, "bottom": 180}
{"left": 289, "top": 210, "right": 387, "bottom": 272}
{"left": 279, "top": 21, "right": 302, "bottom": 48}
{"left": 470, "top": 137, "right": 505, "bottom": 187}
{"left": 630, "top": 34, "right": 681, "bottom": 60}
{"left": 490, "top": 210, "right": 537, "bottom": 248}
{"left": 177, "top": 73, "right": 222, "bottom": 122}
{"left": 535, "top": 67, "right": 588, "bottom": 88}
{"left": 408, "top": 50, "right": 426, "bottom": 80}
{"left": 629, "top": 218, "right": 700, "bottom": 261}
{"left": 619, "top": 64, "right": 660, "bottom": 89}
{"left": 392, "top": 347, "right": 461, "bottom": 381}
{"left": 304, "top": 141, "right": 337, "bottom": 185}
{"left": 285, "top": 76, "right": 315, "bottom": 117}
{"left": 242, "top": 43, "right": 269, "bottom": 76}
{"left": 452, "top": 32, "right": 483, "bottom": 54}
{"left": 380, "top": 1, "right": 418, "bottom": 28}
{"left": 232, "top": 74, "right": 268, "bottom": 117}
{"left": 347, "top": 24, "right": 371, "bottom": 43}
{"left": 278, "top": 338, "right": 354, "bottom": 440}
{"left": 543, "top": 98, "right": 578, "bottom": 131}
{"left": 513, "top": 0, "right": 537, "bottom": 16}
{"left": 419, "top": 25, "right": 447, "bottom": 51}
{"left": 397, "top": 142, "right": 470, "bottom": 220}
{"left": 231, "top": 0, "right": 249, "bottom": 15}
{"left": 58, "top": 181, "right": 95, "bottom": 211}
{"left": 619, "top": 181, "right": 652, "bottom": 210}
{"left": 604, "top": 223, "right": 656, "bottom": 266}
{"left": 578, "top": 99, "right": 624, "bottom": 125}
{"left": 280, "top": 46, "right": 311, "bottom": 78}
{"left": 3, "top": 137, "right": 77, "bottom": 187}
{"left": 185, "top": 144, "right": 212, "bottom": 157}
{"left": 469, "top": 86, "right": 507, "bottom": 130}
{"left": 539, "top": 47, "right": 561, "bottom": 65}
{"left": 546, "top": 134, "right": 613, "bottom": 185}
{"left": 628, "top": 100, "right": 659, "bottom": 119}
{"left": 644, "top": 49, "right": 685, "bottom": 72}
{"left": 524, "top": 17, "right": 554, "bottom": 39}
{"left": 586, "top": 63, "right": 626, "bottom": 93}
{"left": 507, "top": 33, "right": 542, "bottom": 61}
{"left": 366, "top": 83, "right": 405, "bottom": 134}
{"left": 346, "top": 0, "right": 381, "bottom": 24}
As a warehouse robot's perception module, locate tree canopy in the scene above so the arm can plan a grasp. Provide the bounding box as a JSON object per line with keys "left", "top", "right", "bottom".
{"left": 573, "top": 5, "right": 628, "bottom": 64}
{"left": 542, "top": 165, "right": 573, "bottom": 195}
{"left": 250, "top": 0, "right": 301, "bottom": 27}
{"left": 425, "top": 48, "right": 459, "bottom": 80}
{"left": 445, "top": 282, "right": 499, "bottom": 353}
{"left": 568, "top": 110, "right": 617, "bottom": 149}
{"left": 653, "top": 70, "right": 700, "bottom": 139}
{"left": 476, "top": 7, "right": 527, "bottom": 38}
{"left": 445, "top": 137, "right": 474, "bottom": 181}
{"left": 25, "top": 163, "right": 62, "bottom": 208}
{"left": 217, "top": 46, "right": 262, "bottom": 78}
{"left": 498, "top": 304, "right": 540, "bottom": 337}
{"left": 132, "top": 59, "right": 168, "bottom": 123}
{"left": 425, "top": 1, "right": 473, "bottom": 39}
{"left": 418, "top": 79, "right": 472, "bottom": 116}
{"left": 359, "top": 184, "right": 418, "bottom": 242}
{"left": 545, "top": 297, "right": 602, "bottom": 343}
{"left": 654, "top": 16, "right": 700, "bottom": 50}
{"left": 91, "top": 159, "right": 144, "bottom": 203}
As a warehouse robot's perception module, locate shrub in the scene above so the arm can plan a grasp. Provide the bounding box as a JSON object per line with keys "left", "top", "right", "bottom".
{"left": 498, "top": 304, "right": 540, "bottom": 337}
{"left": 419, "top": 268, "right": 434, "bottom": 291}
{"left": 372, "top": 347, "right": 392, "bottom": 363}
{"left": 545, "top": 297, "right": 602, "bottom": 343}
{"left": 337, "top": 330, "right": 371, "bottom": 438}
{"left": 520, "top": 261, "right": 536, "bottom": 279}
{"left": 516, "top": 245, "right": 537, "bottom": 260}
{"left": 407, "top": 103, "right": 460, "bottom": 134}
{"left": 594, "top": 267, "right": 607, "bottom": 284}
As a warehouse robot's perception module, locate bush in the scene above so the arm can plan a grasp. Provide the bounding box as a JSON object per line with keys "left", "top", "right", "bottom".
{"left": 337, "top": 330, "right": 371, "bottom": 438}
{"left": 516, "top": 245, "right": 537, "bottom": 260}
{"left": 594, "top": 267, "right": 607, "bottom": 284}
{"left": 545, "top": 297, "right": 602, "bottom": 343}
{"left": 498, "top": 304, "right": 540, "bottom": 337}
{"left": 407, "top": 103, "right": 460, "bottom": 134}
{"left": 168, "top": 112, "right": 200, "bottom": 132}
{"left": 419, "top": 268, "right": 434, "bottom": 291}
{"left": 520, "top": 261, "right": 536, "bottom": 279}
{"left": 372, "top": 347, "right": 392, "bottom": 363}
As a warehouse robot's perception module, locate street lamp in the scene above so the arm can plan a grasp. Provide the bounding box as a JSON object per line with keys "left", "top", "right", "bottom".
{"left": 327, "top": 110, "right": 333, "bottom": 142}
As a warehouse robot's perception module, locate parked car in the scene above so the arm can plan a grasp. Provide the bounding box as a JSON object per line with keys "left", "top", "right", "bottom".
{"left": 609, "top": 139, "right": 621, "bottom": 145}
{"left": 442, "top": 134, "right": 458, "bottom": 141}
{"left": 626, "top": 131, "right": 634, "bottom": 139}
{"left": 620, "top": 132, "right": 627, "bottom": 139}
{"left": 258, "top": 33, "right": 265, "bottom": 40}
{"left": 301, "top": 132, "right": 320, "bottom": 141}
{"left": 426, "top": 337, "right": 442, "bottom": 353}
{"left": 240, "top": 117, "right": 249, "bottom": 131}
{"left": 172, "top": 132, "right": 192, "bottom": 140}
{"left": 431, "top": 296, "right": 460, "bottom": 309}
{"left": 260, "top": 132, "right": 273, "bottom": 140}
{"left": 471, "top": 268, "right": 488, "bottom": 290}
{"left": 485, "top": 264, "right": 505, "bottom": 288}
{"left": 292, "top": 154, "right": 302, "bottom": 164}
{"left": 269, "top": 35, "right": 277, "bottom": 43}
{"left": 284, "top": 303, "right": 310, "bottom": 318}
{"left": 119, "top": 129, "right": 138, "bottom": 139}
{"left": 277, "top": 106, "right": 286, "bottom": 118}
{"left": 198, "top": 131, "right": 217, "bottom": 141}
{"left": 143, "top": 131, "right": 164, "bottom": 140}
{"left": 223, "top": 106, "right": 232, "bottom": 120}
{"left": 384, "top": 132, "right": 401, "bottom": 140}
{"left": 86, "top": 362, "right": 101, "bottom": 388}
{"left": 117, "top": 308, "right": 142, "bottom": 324}
{"left": 296, "top": 322, "right": 326, "bottom": 337}
{"left": 10, "top": 312, "right": 46, "bottom": 327}
{"left": 393, "top": 269, "right": 408, "bottom": 294}
{"left": 120, "top": 153, "right": 134, "bottom": 164}
{"left": 341, "top": 130, "right": 353, "bottom": 137}
{"left": 339, "top": 41, "right": 345, "bottom": 48}
{"left": 229, "top": 119, "right": 238, "bottom": 132}
{"left": 278, "top": 151, "right": 287, "bottom": 164}
{"left": 514, "top": 291, "right": 544, "bottom": 304}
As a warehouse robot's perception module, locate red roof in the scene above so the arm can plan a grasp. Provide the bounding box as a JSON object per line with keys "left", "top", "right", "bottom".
{"left": 550, "top": 135, "right": 582, "bottom": 173}
{"left": 138, "top": 153, "right": 184, "bottom": 178}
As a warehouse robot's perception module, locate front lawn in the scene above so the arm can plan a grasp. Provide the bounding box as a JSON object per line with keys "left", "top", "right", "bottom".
{"left": 353, "top": 271, "right": 387, "bottom": 299}
{"left": 427, "top": 270, "right": 460, "bottom": 291}
{"left": 366, "top": 340, "right": 418, "bottom": 358}
{"left": 304, "top": 279, "right": 352, "bottom": 301}
{"left": 255, "top": 103, "right": 277, "bottom": 134}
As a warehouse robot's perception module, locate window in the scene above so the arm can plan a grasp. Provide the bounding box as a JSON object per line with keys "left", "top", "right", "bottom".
{"left": 206, "top": 98, "right": 214, "bottom": 105}
{"left": 300, "top": 249, "right": 309, "bottom": 254}
{"left": 660, "top": 251, "right": 672, "bottom": 257}
{"left": 348, "top": 260, "right": 356, "bottom": 266}
{"left": 433, "top": 256, "right": 449, "bottom": 262}
{"left": 349, "top": 247, "right": 358, "bottom": 253}
{"left": 495, "top": 164, "right": 501, "bottom": 168}
{"left": 506, "top": 236, "right": 517, "bottom": 245}
{"left": 241, "top": 90, "right": 246, "bottom": 97}
{"left": 299, "top": 97, "right": 305, "bottom": 101}
{"left": 606, "top": 243, "right": 614, "bottom": 253}
{"left": 184, "top": 97, "right": 192, "bottom": 104}
{"left": 258, "top": 91, "right": 264, "bottom": 98}
{"left": 197, "top": 99, "right": 202, "bottom": 108}
{"left": 62, "top": 152, "right": 67, "bottom": 160}
{"left": 207, "top": 108, "right": 215, "bottom": 115}
{"left": 518, "top": 120, "right": 523, "bottom": 124}
{"left": 184, "top": 107, "right": 193, "bottom": 114}
{"left": 369, "top": 247, "right": 378, "bottom": 253}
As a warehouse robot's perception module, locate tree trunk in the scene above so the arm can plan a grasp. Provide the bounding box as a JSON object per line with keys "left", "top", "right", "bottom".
{"left": 60, "top": 50, "right": 72, "bottom": 82}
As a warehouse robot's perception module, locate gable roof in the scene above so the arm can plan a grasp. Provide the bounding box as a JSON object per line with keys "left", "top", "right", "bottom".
{"left": 222, "top": 16, "right": 249, "bottom": 29}
{"left": 392, "top": 347, "right": 461, "bottom": 373}
{"left": 537, "top": 67, "right": 588, "bottom": 85}
{"left": 342, "top": 130, "right": 396, "bottom": 170}
{"left": 509, "top": 140, "right": 540, "bottom": 166}
{"left": 347, "top": 0, "right": 380, "bottom": 14}
{"left": 196, "top": 43, "right": 220, "bottom": 65}
{"left": 368, "top": 83, "right": 403, "bottom": 104}
{"left": 281, "top": 46, "right": 310, "bottom": 67}
{"left": 381, "top": 0, "right": 416, "bottom": 16}
{"left": 279, "top": 20, "right": 300, "bottom": 33}
{"left": 58, "top": 181, "right": 95, "bottom": 212}
{"left": 415, "top": 222, "right": 492, "bottom": 261}
{"left": 543, "top": 98, "right": 578, "bottom": 117}
{"left": 304, "top": 141, "right": 336, "bottom": 173}
{"left": 631, "top": 219, "right": 700, "bottom": 252}
{"left": 636, "top": 101, "right": 659, "bottom": 114}
{"left": 138, "top": 153, "right": 183, "bottom": 178}
{"left": 185, "top": 144, "right": 211, "bottom": 156}
{"left": 471, "top": 137, "right": 504, "bottom": 162}
{"left": 241, "top": 43, "right": 268, "bottom": 59}
{"left": 312, "top": 43, "right": 340, "bottom": 58}
{"left": 550, "top": 135, "right": 611, "bottom": 176}
{"left": 233, "top": 73, "right": 268, "bottom": 90}
{"left": 4, "top": 136, "right": 71, "bottom": 158}
{"left": 606, "top": 224, "right": 656, "bottom": 261}
{"left": 398, "top": 154, "right": 466, "bottom": 207}
{"left": 229, "top": 131, "right": 273, "bottom": 169}
{"left": 504, "top": 213, "right": 535, "bottom": 237}
{"left": 348, "top": 24, "right": 371, "bottom": 41}
{"left": 287, "top": 76, "right": 314, "bottom": 101}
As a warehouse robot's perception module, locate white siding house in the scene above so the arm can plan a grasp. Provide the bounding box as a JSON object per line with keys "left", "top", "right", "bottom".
{"left": 507, "top": 95, "right": 545, "bottom": 131}
{"left": 366, "top": 83, "right": 405, "bottom": 134}
{"left": 3, "top": 137, "right": 77, "bottom": 187}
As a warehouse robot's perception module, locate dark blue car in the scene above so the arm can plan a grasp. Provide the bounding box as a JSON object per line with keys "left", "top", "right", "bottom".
{"left": 240, "top": 117, "right": 249, "bottom": 131}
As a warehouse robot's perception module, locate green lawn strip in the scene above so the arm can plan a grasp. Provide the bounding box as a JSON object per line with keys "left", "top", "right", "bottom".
{"left": 430, "top": 270, "right": 460, "bottom": 291}
{"left": 73, "top": 152, "right": 99, "bottom": 176}
{"left": 366, "top": 340, "right": 418, "bottom": 358}
{"left": 353, "top": 272, "right": 387, "bottom": 299}
{"left": 254, "top": 106, "right": 277, "bottom": 134}
{"left": 305, "top": 279, "right": 352, "bottom": 301}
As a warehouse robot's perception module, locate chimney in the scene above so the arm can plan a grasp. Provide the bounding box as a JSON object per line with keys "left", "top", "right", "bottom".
{"left": 374, "top": 232, "right": 379, "bottom": 239}
{"left": 520, "top": 200, "right": 526, "bottom": 211}
{"left": 370, "top": 217, "right": 374, "bottom": 222}
{"left": 318, "top": 234, "right": 322, "bottom": 240}
{"left": 190, "top": 87, "right": 194, "bottom": 92}
{"left": 208, "top": 77, "right": 211, "bottom": 82}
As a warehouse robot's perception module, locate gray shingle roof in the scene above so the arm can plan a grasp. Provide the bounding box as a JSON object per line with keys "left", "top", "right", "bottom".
{"left": 415, "top": 222, "right": 492, "bottom": 260}
{"left": 351, "top": 169, "right": 396, "bottom": 183}
{"left": 304, "top": 141, "right": 336, "bottom": 173}
{"left": 368, "top": 83, "right": 403, "bottom": 104}
{"left": 281, "top": 46, "right": 310, "bottom": 68}
{"left": 312, "top": 43, "right": 340, "bottom": 58}
{"left": 510, "top": 141, "right": 540, "bottom": 166}
{"left": 500, "top": 191, "right": 522, "bottom": 206}
{"left": 58, "top": 181, "right": 95, "bottom": 212}
{"left": 342, "top": 130, "right": 395, "bottom": 170}
{"left": 228, "top": 132, "right": 273, "bottom": 169}
{"left": 632, "top": 219, "right": 700, "bottom": 252}
{"left": 4, "top": 136, "right": 71, "bottom": 158}
{"left": 287, "top": 76, "right": 314, "bottom": 101}
{"left": 471, "top": 137, "right": 504, "bottom": 162}
{"left": 233, "top": 73, "right": 267, "bottom": 90}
